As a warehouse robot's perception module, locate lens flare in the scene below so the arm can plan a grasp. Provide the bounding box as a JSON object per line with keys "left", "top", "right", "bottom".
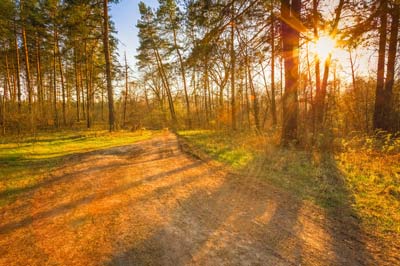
{"left": 315, "top": 35, "right": 336, "bottom": 60}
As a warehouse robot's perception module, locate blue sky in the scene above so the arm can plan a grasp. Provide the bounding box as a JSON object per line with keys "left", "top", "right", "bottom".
{"left": 110, "top": 0, "right": 159, "bottom": 69}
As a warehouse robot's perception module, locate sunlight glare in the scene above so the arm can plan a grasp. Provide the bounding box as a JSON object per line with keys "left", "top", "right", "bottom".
{"left": 315, "top": 35, "right": 336, "bottom": 60}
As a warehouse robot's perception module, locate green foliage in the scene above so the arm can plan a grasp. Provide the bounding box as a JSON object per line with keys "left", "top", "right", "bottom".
{"left": 178, "top": 130, "right": 254, "bottom": 169}
{"left": 336, "top": 132, "right": 400, "bottom": 234}
{"left": 0, "top": 130, "right": 155, "bottom": 207}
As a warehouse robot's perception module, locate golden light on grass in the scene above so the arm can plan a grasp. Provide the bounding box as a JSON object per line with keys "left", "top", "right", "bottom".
{"left": 314, "top": 34, "right": 336, "bottom": 60}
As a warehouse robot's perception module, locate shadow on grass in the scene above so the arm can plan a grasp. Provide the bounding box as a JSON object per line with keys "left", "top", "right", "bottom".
{"left": 0, "top": 142, "right": 157, "bottom": 204}
{"left": 172, "top": 132, "right": 378, "bottom": 265}
{"left": 105, "top": 160, "right": 374, "bottom": 265}
{"left": 0, "top": 132, "right": 379, "bottom": 265}
{"left": 248, "top": 148, "right": 376, "bottom": 265}
{"left": 104, "top": 139, "right": 376, "bottom": 265}
{"left": 0, "top": 133, "right": 91, "bottom": 145}
{"left": 0, "top": 158, "right": 204, "bottom": 235}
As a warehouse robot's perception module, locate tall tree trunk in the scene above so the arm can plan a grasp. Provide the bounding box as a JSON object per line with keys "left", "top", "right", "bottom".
{"left": 56, "top": 31, "right": 66, "bottom": 126}
{"left": 349, "top": 50, "right": 357, "bottom": 94}
{"left": 36, "top": 33, "right": 44, "bottom": 116}
{"left": 171, "top": 16, "right": 191, "bottom": 128}
{"left": 373, "top": 0, "right": 388, "bottom": 130}
{"left": 319, "top": 53, "right": 331, "bottom": 118}
{"left": 382, "top": 3, "right": 399, "bottom": 131}
{"left": 247, "top": 54, "right": 259, "bottom": 131}
{"left": 281, "top": 0, "right": 300, "bottom": 144}
{"left": 154, "top": 48, "right": 177, "bottom": 125}
{"left": 79, "top": 58, "right": 86, "bottom": 118}
{"left": 123, "top": 52, "right": 129, "bottom": 125}
{"left": 144, "top": 86, "right": 150, "bottom": 112}
{"left": 74, "top": 47, "right": 81, "bottom": 122}
{"left": 270, "top": 8, "right": 277, "bottom": 126}
{"left": 280, "top": 44, "right": 283, "bottom": 99}
{"left": 21, "top": 0, "right": 36, "bottom": 132}
{"left": 103, "top": 0, "right": 115, "bottom": 131}
{"left": 89, "top": 57, "right": 94, "bottom": 121}
{"left": 305, "top": 41, "right": 314, "bottom": 133}
{"left": 53, "top": 27, "right": 59, "bottom": 128}
{"left": 230, "top": 0, "right": 236, "bottom": 130}
{"left": 7, "top": 47, "right": 16, "bottom": 104}
{"left": 349, "top": 49, "right": 366, "bottom": 131}
{"left": 207, "top": 76, "right": 212, "bottom": 121}
{"left": 19, "top": 0, "right": 33, "bottom": 132}
{"left": 85, "top": 41, "right": 91, "bottom": 128}
{"left": 22, "top": 27, "right": 33, "bottom": 126}
{"left": 11, "top": 55, "right": 17, "bottom": 105}
{"left": 14, "top": 22, "right": 22, "bottom": 115}
{"left": 243, "top": 68, "right": 250, "bottom": 129}
{"left": 260, "top": 62, "right": 272, "bottom": 126}
{"left": 5, "top": 53, "right": 12, "bottom": 106}
{"left": 101, "top": 85, "right": 105, "bottom": 121}
{"left": 313, "top": 0, "right": 321, "bottom": 127}
{"left": 1, "top": 76, "right": 6, "bottom": 135}
{"left": 192, "top": 67, "right": 201, "bottom": 126}
{"left": 204, "top": 57, "right": 209, "bottom": 125}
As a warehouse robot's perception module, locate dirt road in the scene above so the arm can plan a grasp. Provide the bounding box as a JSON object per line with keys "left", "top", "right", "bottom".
{"left": 0, "top": 132, "right": 397, "bottom": 265}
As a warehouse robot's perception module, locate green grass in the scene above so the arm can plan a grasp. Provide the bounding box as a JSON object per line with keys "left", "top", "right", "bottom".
{"left": 178, "top": 130, "right": 400, "bottom": 236}
{"left": 336, "top": 149, "right": 400, "bottom": 234}
{"left": 178, "top": 130, "right": 254, "bottom": 169}
{"left": 0, "top": 129, "right": 155, "bottom": 207}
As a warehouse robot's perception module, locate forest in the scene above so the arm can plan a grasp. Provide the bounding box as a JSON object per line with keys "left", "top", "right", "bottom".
{"left": 0, "top": 0, "right": 399, "bottom": 140}
{"left": 0, "top": 0, "right": 399, "bottom": 265}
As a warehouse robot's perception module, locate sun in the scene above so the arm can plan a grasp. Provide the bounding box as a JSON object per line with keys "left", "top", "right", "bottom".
{"left": 314, "top": 35, "right": 336, "bottom": 60}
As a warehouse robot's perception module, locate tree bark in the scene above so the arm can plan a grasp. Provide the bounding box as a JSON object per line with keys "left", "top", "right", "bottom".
{"left": 281, "top": 0, "right": 300, "bottom": 144}
{"left": 313, "top": 0, "right": 321, "bottom": 129}
{"left": 230, "top": 0, "right": 236, "bottom": 130}
{"left": 246, "top": 54, "right": 260, "bottom": 131}
{"left": 79, "top": 56, "right": 86, "bottom": 119}
{"left": 270, "top": 10, "right": 277, "bottom": 126}
{"left": 123, "top": 52, "right": 129, "bottom": 125}
{"left": 171, "top": 14, "right": 191, "bottom": 128}
{"left": 103, "top": 0, "right": 115, "bottom": 131}
{"left": 14, "top": 22, "right": 22, "bottom": 115}
{"left": 154, "top": 48, "right": 177, "bottom": 125}
{"left": 53, "top": 26, "right": 59, "bottom": 128}
{"left": 56, "top": 31, "right": 66, "bottom": 126}
{"left": 373, "top": 0, "right": 387, "bottom": 130}
{"left": 22, "top": 27, "right": 32, "bottom": 119}
{"left": 204, "top": 56, "right": 210, "bottom": 125}
{"left": 382, "top": 3, "right": 399, "bottom": 131}
{"left": 35, "top": 33, "right": 44, "bottom": 116}
{"left": 5, "top": 53, "right": 12, "bottom": 106}
{"left": 1, "top": 76, "right": 6, "bottom": 135}
{"left": 74, "top": 47, "right": 81, "bottom": 122}
{"left": 230, "top": 1, "right": 236, "bottom": 130}
{"left": 85, "top": 41, "right": 91, "bottom": 128}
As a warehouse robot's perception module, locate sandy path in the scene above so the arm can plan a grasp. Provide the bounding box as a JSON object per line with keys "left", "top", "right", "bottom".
{"left": 0, "top": 131, "right": 397, "bottom": 265}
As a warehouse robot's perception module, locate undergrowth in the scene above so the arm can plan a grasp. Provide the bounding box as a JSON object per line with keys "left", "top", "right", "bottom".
{"left": 178, "top": 129, "right": 400, "bottom": 237}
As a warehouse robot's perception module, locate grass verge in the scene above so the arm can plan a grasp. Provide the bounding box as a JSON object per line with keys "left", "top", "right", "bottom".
{"left": 177, "top": 129, "right": 400, "bottom": 238}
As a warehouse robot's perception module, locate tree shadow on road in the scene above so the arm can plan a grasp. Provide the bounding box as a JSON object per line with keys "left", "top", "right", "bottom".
{"left": 105, "top": 152, "right": 377, "bottom": 266}
{"left": 0, "top": 135, "right": 382, "bottom": 266}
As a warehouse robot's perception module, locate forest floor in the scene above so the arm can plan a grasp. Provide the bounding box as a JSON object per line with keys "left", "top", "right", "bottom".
{"left": 0, "top": 130, "right": 399, "bottom": 265}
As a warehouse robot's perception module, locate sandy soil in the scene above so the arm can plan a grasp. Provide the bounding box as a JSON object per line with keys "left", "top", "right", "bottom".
{"left": 0, "top": 131, "right": 398, "bottom": 266}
